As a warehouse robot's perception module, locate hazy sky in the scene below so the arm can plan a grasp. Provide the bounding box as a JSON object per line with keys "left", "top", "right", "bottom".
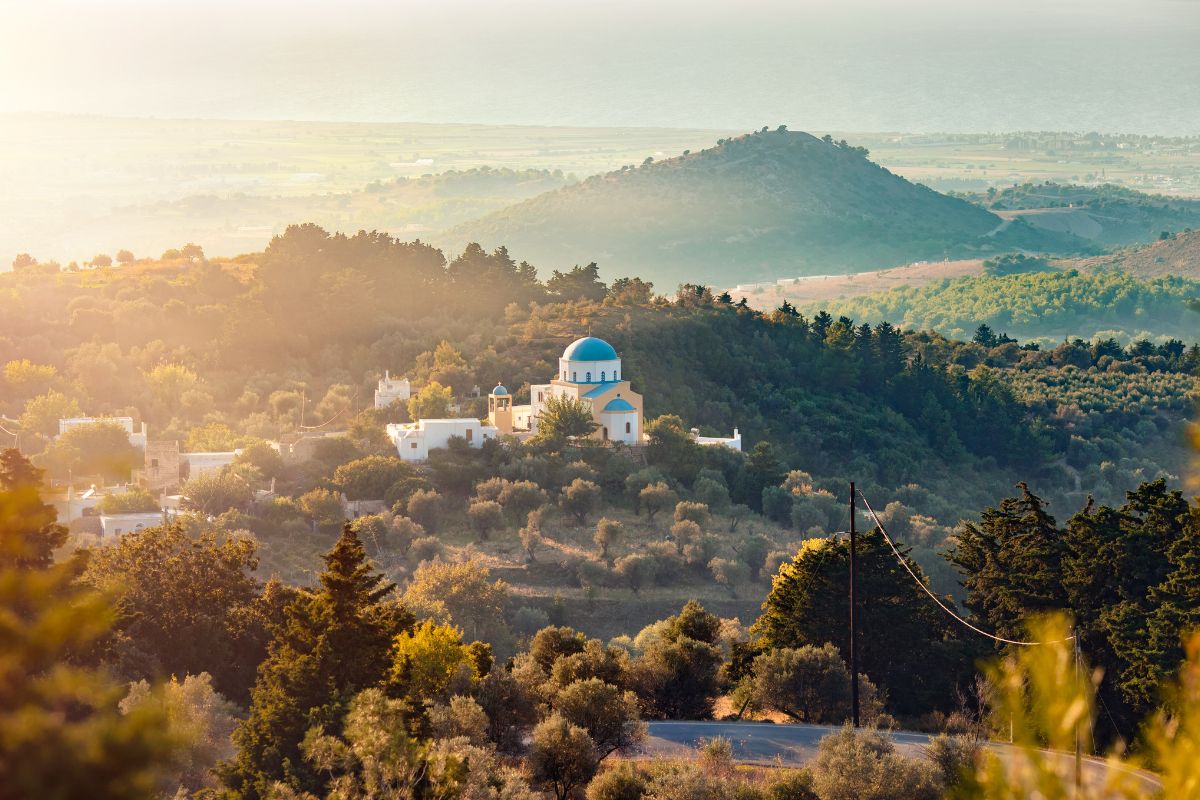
{"left": 3, "top": 0, "right": 1199, "bottom": 132}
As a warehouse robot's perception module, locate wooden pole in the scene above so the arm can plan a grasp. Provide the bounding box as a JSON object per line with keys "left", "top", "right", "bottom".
{"left": 850, "top": 481, "right": 860, "bottom": 728}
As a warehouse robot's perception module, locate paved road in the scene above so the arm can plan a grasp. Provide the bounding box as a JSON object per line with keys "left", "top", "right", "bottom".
{"left": 644, "top": 721, "right": 1161, "bottom": 795}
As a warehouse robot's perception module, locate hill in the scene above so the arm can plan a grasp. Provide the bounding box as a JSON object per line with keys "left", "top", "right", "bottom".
{"left": 800, "top": 268, "right": 1200, "bottom": 344}
{"left": 444, "top": 129, "right": 1085, "bottom": 288}
{"left": 973, "top": 182, "right": 1200, "bottom": 247}
{"left": 3, "top": 226, "right": 1193, "bottom": 629}
{"left": 1065, "top": 228, "right": 1200, "bottom": 279}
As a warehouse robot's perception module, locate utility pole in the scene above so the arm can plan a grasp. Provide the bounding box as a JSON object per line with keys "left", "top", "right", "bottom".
{"left": 849, "top": 481, "right": 860, "bottom": 728}
{"left": 1074, "top": 628, "right": 1083, "bottom": 796}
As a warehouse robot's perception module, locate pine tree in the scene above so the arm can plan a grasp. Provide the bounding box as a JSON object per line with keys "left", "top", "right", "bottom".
{"left": 220, "top": 525, "right": 412, "bottom": 799}
{"left": 949, "top": 483, "right": 1069, "bottom": 643}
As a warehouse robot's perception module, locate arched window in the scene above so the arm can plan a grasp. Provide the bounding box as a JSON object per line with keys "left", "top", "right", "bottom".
{"left": 585, "top": 372, "right": 591, "bottom": 382}
{"left": 602, "top": 426, "right": 608, "bottom": 440}
{"left": 625, "top": 421, "right": 631, "bottom": 434}
{"left": 600, "top": 371, "right": 606, "bottom": 382}
{"left": 572, "top": 372, "right": 577, "bottom": 382}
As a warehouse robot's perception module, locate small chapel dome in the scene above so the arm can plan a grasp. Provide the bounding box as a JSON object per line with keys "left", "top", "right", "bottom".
{"left": 603, "top": 397, "right": 636, "bottom": 412}
{"left": 492, "top": 384, "right": 509, "bottom": 396}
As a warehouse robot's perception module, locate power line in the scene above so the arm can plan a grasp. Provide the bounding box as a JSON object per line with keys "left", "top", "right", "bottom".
{"left": 858, "top": 491, "right": 1075, "bottom": 648}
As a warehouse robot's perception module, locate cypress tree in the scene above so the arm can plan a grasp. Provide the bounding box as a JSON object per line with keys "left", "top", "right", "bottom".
{"left": 949, "top": 483, "right": 1068, "bottom": 642}
{"left": 221, "top": 524, "right": 412, "bottom": 799}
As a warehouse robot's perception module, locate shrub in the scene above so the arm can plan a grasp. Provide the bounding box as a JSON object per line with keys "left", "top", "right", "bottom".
{"left": 561, "top": 478, "right": 602, "bottom": 523}
{"left": 924, "top": 733, "right": 982, "bottom": 790}
{"left": 407, "top": 488, "right": 444, "bottom": 532}
{"left": 389, "top": 516, "right": 425, "bottom": 555}
{"left": 594, "top": 517, "right": 623, "bottom": 559}
{"left": 614, "top": 554, "right": 657, "bottom": 595}
{"left": 513, "top": 606, "right": 551, "bottom": 638}
{"left": 639, "top": 482, "right": 677, "bottom": 520}
{"left": 708, "top": 557, "right": 749, "bottom": 597}
{"left": 528, "top": 714, "right": 599, "bottom": 800}
{"left": 809, "top": 726, "right": 941, "bottom": 800}
{"left": 764, "top": 769, "right": 818, "bottom": 800}
{"left": 586, "top": 763, "right": 649, "bottom": 800}
{"left": 98, "top": 487, "right": 159, "bottom": 514}
{"left": 673, "top": 501, "right": 711, "bottom": 526}
{"left": 408, "top": 535, "right": 443, "bottom": 564}
{"left": 468, "top": 500, "right": 505, "bottom": 541}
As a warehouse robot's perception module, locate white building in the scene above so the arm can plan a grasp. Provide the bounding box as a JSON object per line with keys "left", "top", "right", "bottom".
{"left": 692, "top": 427, "right": 742, "bottom": 452}
{"left": 182, "top": 451, "right": 239, "bottom": 480}
{"left": 386, "top": 418, "right": 499, "bottom": 462}
{"left": 374, "top": 371, "right": 412, "bottom": 409}
{"left": 99, "top": 511, "right": 172, "bottom": 539}
{"left": 59, "top": 416, "right": 147, "bottom": 448}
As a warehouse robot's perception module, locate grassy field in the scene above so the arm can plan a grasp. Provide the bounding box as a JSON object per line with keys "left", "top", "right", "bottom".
{"left": 730, "top": 259, "right": 987, "bottom": 310}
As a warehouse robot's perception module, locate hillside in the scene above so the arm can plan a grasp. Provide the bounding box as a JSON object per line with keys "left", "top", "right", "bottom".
{"left": 801, "top": 268, "right": 1200, "bottom": 343}
{"left": 974, "top": 182, "right": 1200, "bottom": 247}
{"left": 3, "top": 226, "right": 1194, "bottom": 625}
{"left": 1064, "top": 228, "right": 1200, "bottom": 279}
{"left": 444, "top": 129, "right": 1084, "bottom": 288}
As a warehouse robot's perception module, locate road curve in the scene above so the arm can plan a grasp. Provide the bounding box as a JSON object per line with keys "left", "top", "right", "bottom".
{"left": 643, "top": 720, "right": 1161, "bottom": 795}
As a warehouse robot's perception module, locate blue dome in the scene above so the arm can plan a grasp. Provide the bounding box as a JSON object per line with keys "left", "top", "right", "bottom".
{"left": 562, "top": 336, "right": 618, "bottom": 362}
{"left": 492, "top": 384, "right": 509, "bottom": 396}
{"left": 603, "top": 397, "right": 636, "bottom": 412}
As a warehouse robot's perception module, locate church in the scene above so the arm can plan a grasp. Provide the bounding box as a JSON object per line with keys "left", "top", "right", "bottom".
{"left": 388, "top": 335, "right": 739, "bottom": 460}
{"left": 492, "top": 336, "right": 645, "bottom": 444}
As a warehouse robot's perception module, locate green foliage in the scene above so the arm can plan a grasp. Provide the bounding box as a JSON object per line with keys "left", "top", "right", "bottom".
{"left": 80, "top": 525, "right": 269, "bottom": 704}
{"left": 756, "top": 531, "right": 971, "bottom": 715}
{"left": 467, "top": 499, "right": 505, "bottom": 541}
{"left": 390, "top": 620, "right": 480, "bottom": 704}
{"left": 0, "top": 449, "right": 67, "bottom": 569}
{"left": 182, "top": 468, "right": 254, "bottom": 515}
{"left": 185, "top": 421, "right": 248, "bottom": 451}
{"left": 747, "top": 645, "right": 882, "bottom": 724}
{"left": 407, "top": 381, "right": 453, "bottom": 421}
{"left": 553, "top": 678, "right": 645, "bottom": 761}
{"left": 953, "top": 479, "right": 1200, "bottom": 742}
{"left": 400, "top": 559, "right": 509, "bottom": 644}
{"left": 333, "top": 455, "right": 413, "bottom": 501}
{"left": 234, "top": 439, "right": 286, "bottom": 481}
{"left": 41, "top": 420, "right": 139, "bottom": 481}
{"left": 222, "top": 526, "right": 411, "bottom": 799}
{"left": 561, "top": 478, "right": 602, "bottom": 523}
{"left": 0, "top": 476, "right": 178, "bottom": 799}
{"left": 629, "top": 601, "right": 723, "bottom": 719}
{"left": 18, "top": 389, "right": 83, "bottom": 438}
{"left": 98, "top": 486, "right": 160, "bottom": 514}
{"left": 809, "top": 726, "right": 941, "bottom": 800}
{"left": 639, "top": 482, "right": 677, "bottom": 521}
{"left": 528, "top": 713, "right": 598, "bottom": 800}
{"left": 537, "top": 394, "right": 600, "bottom": 442}
{"left": 594, "top": 517, "right": 623, "bottom": 559}
{"left": 119, "top": 672, "right": 239, "bottom": 795}
{"left": 948, "top": 483, "right": 1069, "bottom": 642}
{"left": 812, "top": 269, "right": 1200, "bottom": 342}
